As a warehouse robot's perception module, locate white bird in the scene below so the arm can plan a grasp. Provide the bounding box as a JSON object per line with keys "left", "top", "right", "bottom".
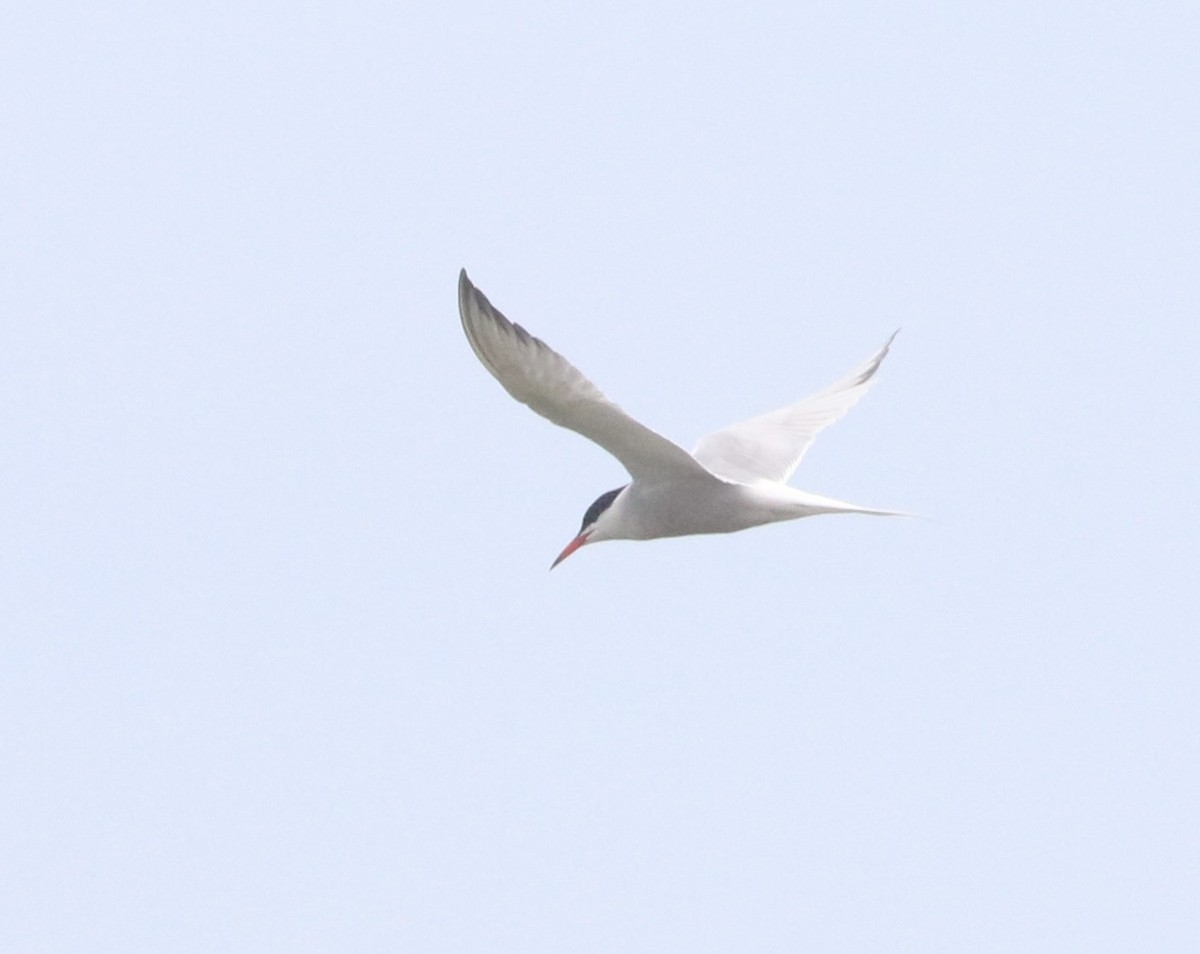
{"left": 458, "top": 270, "right": 905, "bottom": 568}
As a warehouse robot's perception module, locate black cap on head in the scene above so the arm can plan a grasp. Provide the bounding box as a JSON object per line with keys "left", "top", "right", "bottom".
{"left": 579, "top": 486, "right": 626, "bottom": 533}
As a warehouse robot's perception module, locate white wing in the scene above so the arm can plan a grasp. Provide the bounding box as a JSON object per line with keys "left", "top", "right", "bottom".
{"left": 691, "top": 332, "right": 898, "bottom": 484}
{"left": 459, "top": 270, "right": 714, "bottom": 483}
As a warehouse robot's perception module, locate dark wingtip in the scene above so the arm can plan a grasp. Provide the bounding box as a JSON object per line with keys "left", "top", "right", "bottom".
{"left": 457, "top": 269, "right": 475, "bottom": 321}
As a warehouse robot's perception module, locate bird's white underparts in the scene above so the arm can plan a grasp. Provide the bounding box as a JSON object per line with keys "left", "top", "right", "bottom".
{"left": 458, "top": 269, "right": 905, "bottom": 568}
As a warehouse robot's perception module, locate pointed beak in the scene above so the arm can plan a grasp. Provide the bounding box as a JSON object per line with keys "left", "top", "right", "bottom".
{"left": 550, "top": 530, "right": 591, "bottom": 570}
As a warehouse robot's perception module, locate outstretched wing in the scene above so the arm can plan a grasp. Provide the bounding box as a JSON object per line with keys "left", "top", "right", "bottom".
{"left": 691, "top": 332, "right": 898, "bottom": 484}
{"left": 458, "top": 270, "right": 714, "bottom": 484}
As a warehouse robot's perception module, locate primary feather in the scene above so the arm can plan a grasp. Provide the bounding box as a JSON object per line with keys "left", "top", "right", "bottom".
{"left": 458, "top": 270, "right": 713, "bottom": 484}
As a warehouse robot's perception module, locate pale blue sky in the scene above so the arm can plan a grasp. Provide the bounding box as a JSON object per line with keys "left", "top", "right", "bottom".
{"left": 3, "top": 1, "right": 1198, "bottom": 951}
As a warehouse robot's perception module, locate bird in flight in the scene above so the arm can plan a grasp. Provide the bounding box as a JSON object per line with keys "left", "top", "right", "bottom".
{"left": 458, "top": 270, "right": 904, "bottom": 568}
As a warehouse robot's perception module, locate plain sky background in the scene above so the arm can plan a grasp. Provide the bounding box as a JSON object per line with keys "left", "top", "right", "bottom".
{"left": 3, "top": 1, "right": 1198, "bottom": 951}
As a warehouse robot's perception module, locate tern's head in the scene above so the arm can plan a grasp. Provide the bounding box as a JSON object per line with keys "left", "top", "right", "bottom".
{"left": 551, "top": 485, "right": 628, "bottom": 569}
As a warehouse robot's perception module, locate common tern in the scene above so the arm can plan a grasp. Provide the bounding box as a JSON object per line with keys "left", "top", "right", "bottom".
{"left": 458, "top": 270, "right": 904, "bottom": 568}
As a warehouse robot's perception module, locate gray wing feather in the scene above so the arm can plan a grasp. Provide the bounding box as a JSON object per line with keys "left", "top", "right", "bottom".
{"left": 459, "top": 270, "right": 713, "bottom": 484}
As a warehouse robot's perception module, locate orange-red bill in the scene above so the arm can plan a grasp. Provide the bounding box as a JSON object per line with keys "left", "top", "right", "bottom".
{"left": 550, "top": 531, "right": 590, "bottom": 570}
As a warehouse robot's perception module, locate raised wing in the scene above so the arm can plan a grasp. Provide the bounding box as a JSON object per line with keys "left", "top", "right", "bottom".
{"left": 458, "top": 270, "right": 713, "bottom": 483}
{"left": 691, "top": 332, "right": 898, "bottom": 484}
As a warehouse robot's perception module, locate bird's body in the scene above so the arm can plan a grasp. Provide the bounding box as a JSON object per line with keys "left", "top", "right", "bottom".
{"left": 457, "top": 270, "right": 904, "bottom": 566}
{"left": 595, "top": 479, "right": 897, "bottom": 542}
